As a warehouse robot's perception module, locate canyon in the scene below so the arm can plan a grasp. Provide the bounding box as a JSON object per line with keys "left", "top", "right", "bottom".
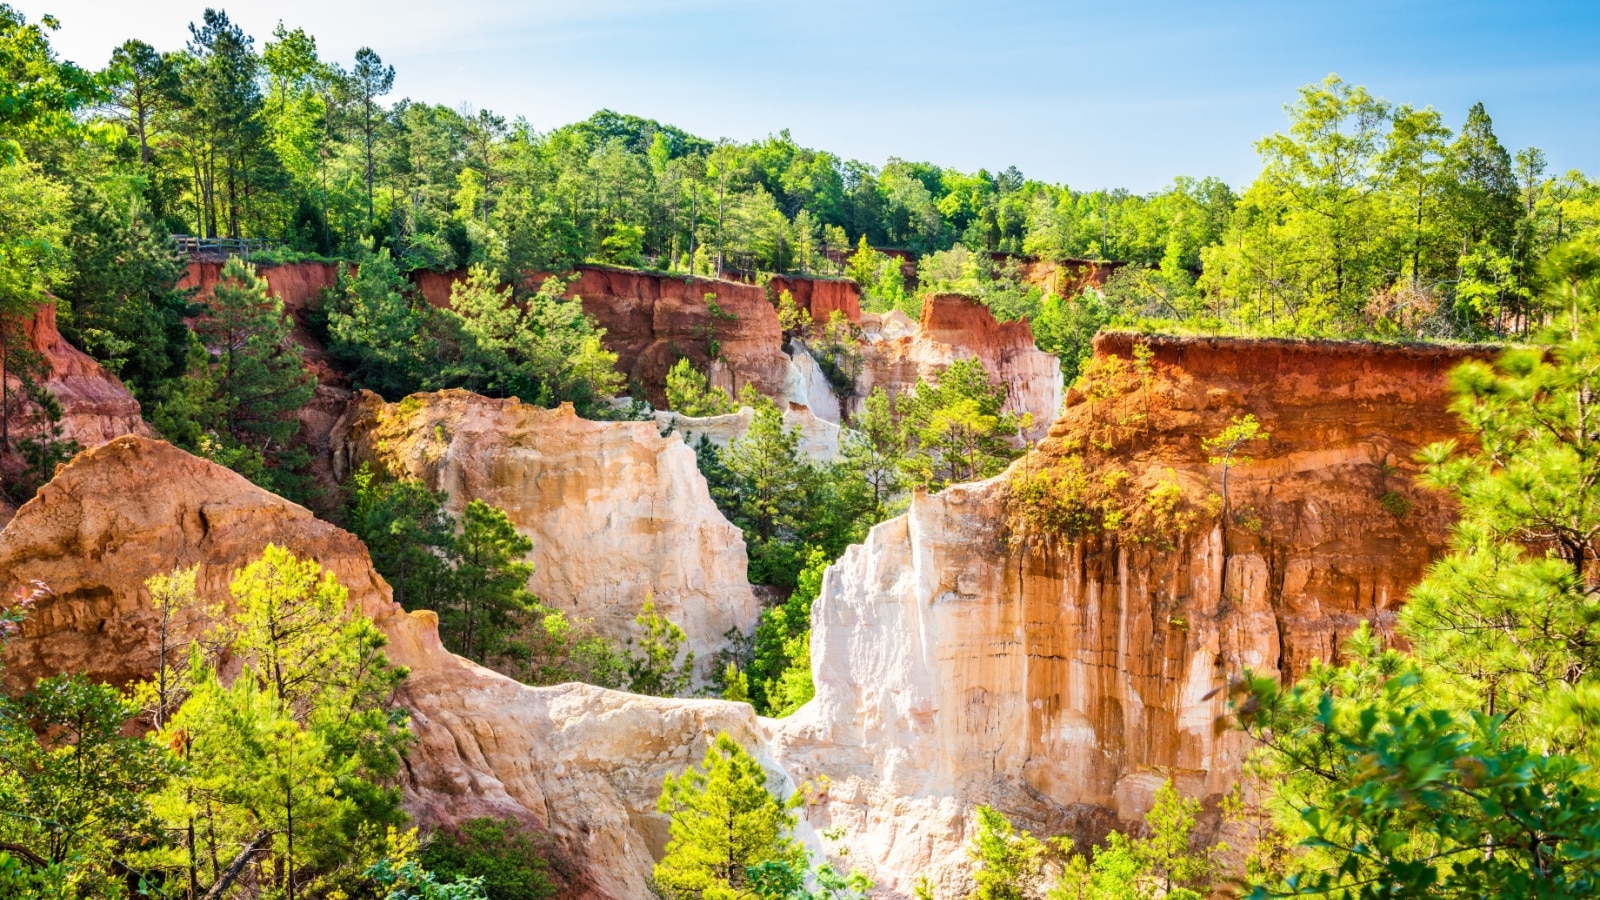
{"left": 1, "top": 263, "right": 1492, "bottom": 897}
{"left": 769, "top": 333, "right": 1485, "bottom": 894}
{"left": 184, "top": 260, "right": 1059, "bottom": 437}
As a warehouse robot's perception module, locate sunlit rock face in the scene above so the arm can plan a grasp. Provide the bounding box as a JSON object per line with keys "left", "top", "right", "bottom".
{"left": 769, "top": 333, "right": 1488, "bottom": 897}
{"left": 852, "top": 295, "right": 1063, "bottom": 441}
{"left": 332, "top": 389, "right": 760, "bottom": 668}
{"left": 0, "top": 435, "right": 800, "bottom": 900}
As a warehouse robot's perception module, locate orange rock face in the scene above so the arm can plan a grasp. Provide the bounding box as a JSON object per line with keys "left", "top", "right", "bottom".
{"left": 412, "top": 266, "right": 790, "bottom": 407}
{"left": 854, "top": 295, "right": 1062, "bottom": 440}
{"left": 767, "top": 275, "right": 861, "bottom": 324}
{"left": 13, "top": 302, "right": 152, "bottom": 449}
{"left": 0, "top": 436, "right": 799, "bottom": 900}
{"left": 770, "top": 332, "right": 1493, "bottom": 896}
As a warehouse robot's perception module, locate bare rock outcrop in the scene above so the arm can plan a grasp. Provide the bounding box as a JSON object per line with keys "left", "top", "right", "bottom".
{"left": 783, "top": 344, "right": 843, "bottom": 424}
{"left": 15, "top": 302, "right": 153, "bottom": 448}
{"left": 770, "top": 333, "right": 1490, "bottom": 896}
{"left": 332, "top": 390, "right": 760, "bottom": 666}
{"left": 852, "top": 295, "right": 1062, "bottom": 441}
{"left": 0, "top": 435, "right": 802, "bottom": 900}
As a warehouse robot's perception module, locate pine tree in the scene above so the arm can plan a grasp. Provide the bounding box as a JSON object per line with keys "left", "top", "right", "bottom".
{"left": 900, "top": 358, "right": 1023, "bottom": 490}
{"left": 654, "top": 732, "right": 806, "bottom": 899}
{"left": 625, "top": 595, "right": 694, "bottom": 697}
{"left": 666, "top": 356, "right": 734, "bottom": 417}
{"left": 153, "top": 545, "right": 410, "bottom": 899}
{"left": 450, "top": 499, "right": 538, "bottom": 663}
{"left": 966, "top": 805, "right": 1044, "bottom": 900}
{"left": 165, "top": 257, "right": 314, "bottom": 494}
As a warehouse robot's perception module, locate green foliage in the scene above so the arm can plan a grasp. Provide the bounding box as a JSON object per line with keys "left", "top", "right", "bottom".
{"left": 625, "top": 595, "right": 695, "bottom": 698}
{"left": 1401, "top": 238, "right": 1600, "bottom": 746}
{"left": 1232, "top": 627, "right": 1600, "bottom": 898}
{"left": 1229, "top": 244, "right": 1600, "bottom": 898}
{"left": 142, "top": 545, "right": 411, "bottom": 897}
{"left": 419, "top": 818, "right": 559, "bottom": 900}
{"left": 1203, "top": 413, "right": 1269, "bottom": 513}
{"left": 154, "top": 256, "right": 316, "bottom": 501}
{"left": 848, "top": 237, "right": 917, "bottom": 319}
{"left": 966, "top": 805, "right": 1045, "bottom": 900}
{"left": 964, "top": 786, "right": 1221, "bottom": 900}
{"left": 721, "top": 662, "right": 751, "bottom": 704}
{"left": 449, "top": 499, "right": 539, "bottom": 664}
{"left": 840, "top": 387, "right": 908, "bottom": 522}
{"left": 714, "top": 398, "right": 820, "bottom": 587}
{"left": 368, "top": 856, "right": 491, "bottom": 900}
{"left": 666, "top": 356, "right": 735, "bottom": 417}
{"left": 654, "top": 732, "right": 807, "bottom": 900}
{"left": 901, "top": 358, "right": 1026, "bottom": 491}
{"left": 747, "top": 547, "right": 827, "bottom": 715}
{"left": 345, "top": 463, "right": 458, "bottom": 611}
{"left": 343, "top": 466, "right": 630, "bottom": 689}
{"left": 431, "top": 269, "right": 625, "bottom": 415}
{"left": 56, "top": 185, "right": 191, "bottom": 401}
{"left": 0, "top": 674, "right": 172, "bottom": 876}
{"left": 328, "top": 247, "right": 431, "bottom": 398}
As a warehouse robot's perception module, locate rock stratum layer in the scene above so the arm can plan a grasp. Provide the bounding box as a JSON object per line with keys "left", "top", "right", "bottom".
{"left": 853, "top": 295, "right": 1062, "bottom": 441}
{"left": 769, "top": 332, "right": 1491, "bottom": 896}
{"left": 332, "top": 390, "right": 760, "bottom": 666}
{"left": 0, "top": 436, "right": 796, "bottom": 900}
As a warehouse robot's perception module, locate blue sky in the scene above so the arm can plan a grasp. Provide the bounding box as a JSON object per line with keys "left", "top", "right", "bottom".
{"left": 20, "top": 0, "right": 1600, "bottom": 192}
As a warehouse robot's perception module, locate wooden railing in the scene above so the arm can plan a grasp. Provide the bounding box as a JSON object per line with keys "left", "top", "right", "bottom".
{"left": 172, "top": 235, "right": 270, "bottom": 257}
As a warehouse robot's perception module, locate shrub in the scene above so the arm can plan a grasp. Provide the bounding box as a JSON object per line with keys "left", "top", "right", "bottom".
{"left": 419, "top": 818, "right": 559, "bottom": 900}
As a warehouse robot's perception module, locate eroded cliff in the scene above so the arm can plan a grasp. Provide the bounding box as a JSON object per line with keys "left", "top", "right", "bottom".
{"left": 770, "top": 332, "right": 1489, "bottom": 896}
{"left": 0, "top": 435, "right": 798, "bottom": 900}
{"left": 14, "top": 302, "right": 152, "bottom": 450}
{"left": 331, "top": 390, "right": 760, "bottom": 667}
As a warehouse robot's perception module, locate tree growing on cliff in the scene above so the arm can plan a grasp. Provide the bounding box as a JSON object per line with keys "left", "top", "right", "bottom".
{"left": 434, "top": 269, "right": 623, "bottom": 415}
{"left": 900, "top": 358, "right": 1025, "bottom": 491}
{"left": 625, "top": 595, "right": 695, "bottom": 698}
{"left": 747, "top": 546, "right": 827, "bottom": 715}
{"left": 327, "top": 247, "right": 431, "bottom": 398}
{"left": 715, "top": 397, "right": 819, "bottom": 586}
{"left": 449, "top": 499, "right": 540, "bottom": 664}
{"left": 966, "top": 806, "right": 1046, "bottom": 900}
{"left": 666, "top": 356, "right": 734, "bottom": 417}
{"left": 1203, "top": 413, "right": 1268, "bottom": 520}
{"left": 157, "top": 257, "right": 316, "bottom": 499}
{"left": 654, "top": 731, "right": 807, "bottom": 899}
